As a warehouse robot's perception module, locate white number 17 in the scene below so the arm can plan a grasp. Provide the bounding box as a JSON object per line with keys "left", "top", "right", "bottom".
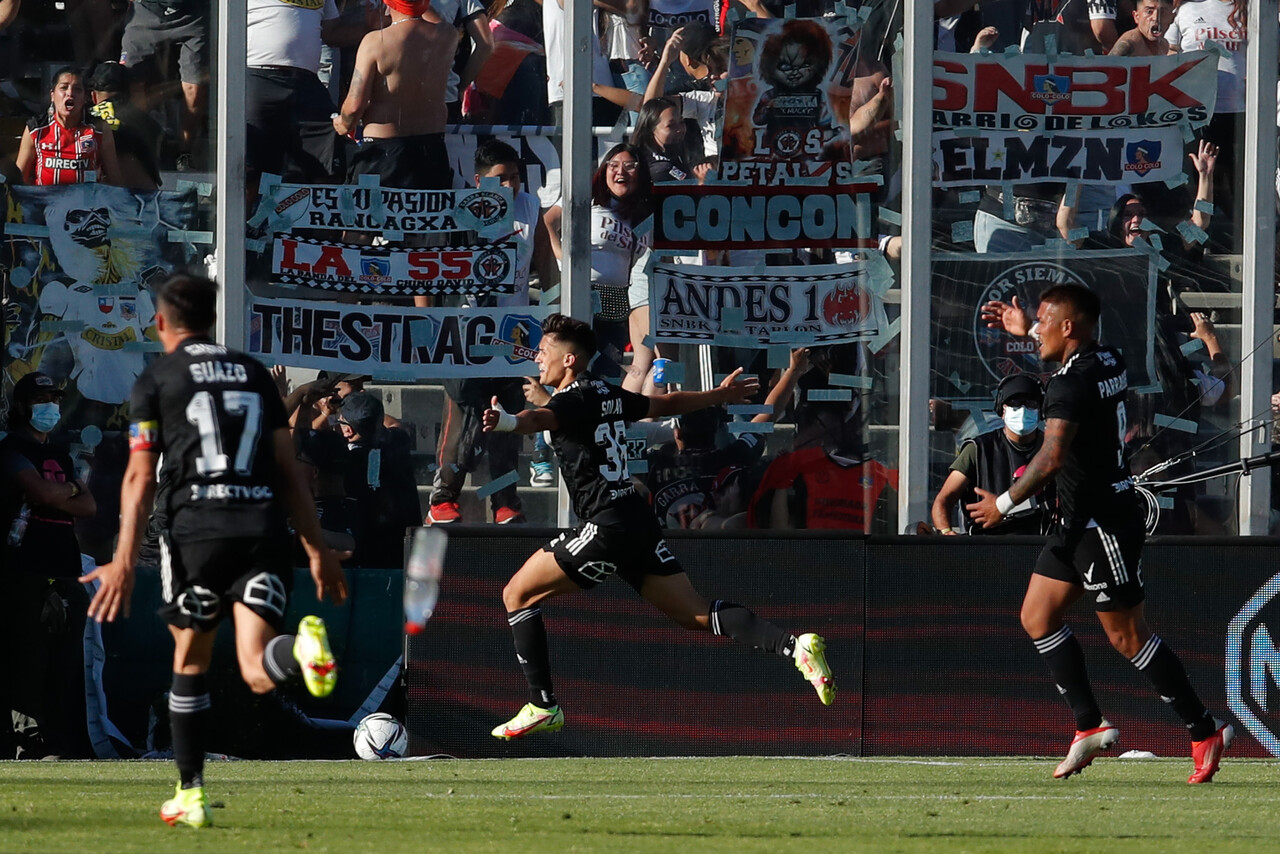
{"left": 185, "top": 390, "right": 264, "bottom": 477}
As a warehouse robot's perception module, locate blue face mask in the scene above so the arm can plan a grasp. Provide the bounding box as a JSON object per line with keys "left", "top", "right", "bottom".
{"left": 1002, "top": 406, "right": 1039, "bottom": 437}
{"left": 29, "top": 402, "right": 61, "bottom": 433}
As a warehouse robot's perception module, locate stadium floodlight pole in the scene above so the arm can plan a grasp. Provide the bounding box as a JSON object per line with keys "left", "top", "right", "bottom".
{"left": 1237, "top": 0, "right": 1277, "bottom": 534}
{"left": 557, "top": 0, "right": 593, "bottom": 528}
{"left": 214, "top": 0, "right": 247, "bottom": 349}
{"left": 897, "top": 0, "right": 933, "bottom": 532}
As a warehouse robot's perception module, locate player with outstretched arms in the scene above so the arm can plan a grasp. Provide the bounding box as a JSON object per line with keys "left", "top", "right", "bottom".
{"left": 483, "top": 313, "right": 835, "bottom": 739}
{"left": 970, "top": 284, "right": 1232, "bottom": 783}
{"left": 82, "top": 274, "right": 348, "bottom": 827}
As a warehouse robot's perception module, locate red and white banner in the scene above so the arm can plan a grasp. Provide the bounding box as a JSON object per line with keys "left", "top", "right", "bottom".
{"left": 271, "top": 236, "right": 516, "bottom": 296}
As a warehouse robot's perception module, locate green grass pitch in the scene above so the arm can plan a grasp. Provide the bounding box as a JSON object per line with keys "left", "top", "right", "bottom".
{"left": 2, "top": 757, "right": 1278, "bottom": 853}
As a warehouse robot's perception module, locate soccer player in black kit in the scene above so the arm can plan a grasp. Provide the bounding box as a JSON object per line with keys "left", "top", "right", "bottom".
{"left": 82, "top": 274, "right": 348, "bottom": 827}
{"left": 971, "top": 284, "right": 1232, "bottom": 783}
{"left": 482, "top": 314, "right": 835, "bottom": 739}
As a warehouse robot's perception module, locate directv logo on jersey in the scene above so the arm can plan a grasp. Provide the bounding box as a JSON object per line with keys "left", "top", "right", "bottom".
{"left": 191, "top": 484, "right": 275, "bottom": 501}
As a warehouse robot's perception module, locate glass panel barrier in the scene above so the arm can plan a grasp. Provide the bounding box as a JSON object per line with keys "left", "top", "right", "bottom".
{"left": 2, "top": 1, "right": 218, "bottom": 562}
{"left": 928, "top": 8, "right": 1250, "bottom": 537}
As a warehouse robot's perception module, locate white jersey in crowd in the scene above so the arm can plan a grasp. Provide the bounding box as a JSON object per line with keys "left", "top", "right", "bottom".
{"left": 543, "top": 0, "right": 611, "bottom": 105}
{"left": 39, "top": 281, "right": 156, "bottom": 404}
{"left": 590, "top": 203, "right": 649, "bottom": 288}
{"left": 495, "top": 190, "right": 539, "bottom": 307}
{"left": 247, "top": 0, "right": 339, "bottom": 75}
{"left": 1166, "top": 0, "right": 1247, "bottom": 113}
{"left": 682, "top": 89, "right": 719, "bottom": 157}
{"left": 431, "top": 0, "right": 487, "bottom": 104}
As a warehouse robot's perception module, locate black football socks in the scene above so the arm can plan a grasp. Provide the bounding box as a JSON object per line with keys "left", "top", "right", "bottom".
{"left": 1033, "top": 626, "right": 1104, "bottom": 731}
{"left": 508, "top": 606, "right": 557, "bottom": 708}
{"left": 169, "top": 672, "right": 210, "bottom": 789}
{"left": 1129, "top": 634, "right": 1216, "bottom": 740}
{"left": 263, "top": 634, "right": 301, "bottom": 685}
{"left": 709, "top": 600, "right": 797, "bottom": 657}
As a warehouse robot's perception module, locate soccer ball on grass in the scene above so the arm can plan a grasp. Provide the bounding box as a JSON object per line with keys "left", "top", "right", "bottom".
{"left": 353, "top": 713, "right": 408, "bottom": 760}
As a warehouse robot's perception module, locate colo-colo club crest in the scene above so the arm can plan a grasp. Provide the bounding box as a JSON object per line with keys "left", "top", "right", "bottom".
{"left": 973, "top": 261, "right": 1086, "bottom": 382}
{"left": 1227, "top": 572, "right": 1280, "bottom": 756}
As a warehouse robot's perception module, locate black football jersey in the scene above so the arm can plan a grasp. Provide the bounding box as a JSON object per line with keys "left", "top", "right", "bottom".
{"left": 544, "top": 374, "right": 651, "bottom": 523}
{"left": 1042, "top": 342, "right": 1141, "bottom": 529}
{"left": 128, "top": 336, "right": 289, "bottom": 541}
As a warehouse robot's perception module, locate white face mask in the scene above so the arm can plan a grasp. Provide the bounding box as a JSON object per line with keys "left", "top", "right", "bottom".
{"left": 1002, "top": 406, "right": 1039, "bottom": 437}
{"left": 29, "top": 402, "right": 61, "bottom": 433}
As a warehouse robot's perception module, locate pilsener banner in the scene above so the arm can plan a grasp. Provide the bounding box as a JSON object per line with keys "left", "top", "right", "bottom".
{"left": 932, "top": 50, "right": 1218, "bottom": 187}
{"left": 652, "top": 263, "right": 887, "bottom": 345}
{"left": 271, "top": 236, "right": 516, "bottom": 296}
{"left": 246, "top": 296, "right": 551, "bottom": 378}
{"left": 254, "top": 182, "right": 514, "bottom": 236}
{"left": 930, "top": 250, "right": 1157, "bottom": 403}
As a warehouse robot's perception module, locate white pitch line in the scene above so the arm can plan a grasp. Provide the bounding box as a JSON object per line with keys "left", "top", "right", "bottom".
{"left": 403, "top": 792, "right": 1247, "bottom": 803}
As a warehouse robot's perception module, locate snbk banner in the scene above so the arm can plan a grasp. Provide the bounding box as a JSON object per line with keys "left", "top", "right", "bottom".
{"left": 930, "top": 250, "right": 1157, "bottom": 404}
{"left": 931, "top": 51, "right": 1218, "bottom": 187}
{"left": 260, "top": 183, "right": 515, "bottom": 236}
{"left": 246, "top": 295, "right": 551, "bottom": 378}
{"left": 653, "top": 182, "right": 880, "bottom": 251}
{"left": 271, "top": 236, "right": 516, "bottom": 296}
{"left": 651, "top": 263, "right": 886, "bottom": 345}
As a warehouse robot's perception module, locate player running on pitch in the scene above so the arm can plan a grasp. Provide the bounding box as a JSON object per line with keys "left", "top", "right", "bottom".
{"left": 970, "top": 284, "right": 1232, "bottom": 783}
{"left": 83, "top": 274, "right": 348, "bottom": 827}
{"left": 483, "top": 313, "right": 834, "bottom": 740}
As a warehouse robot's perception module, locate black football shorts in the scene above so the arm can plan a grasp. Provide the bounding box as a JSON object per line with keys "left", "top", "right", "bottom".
{"left": 544, "top": 520, "right": 684, "bottom": 591}
{"left": 1034, "top": 524, "right": 1145, "bottom": 611}
{"left": 159, "top": 534, "right": 293, "bottom": 632}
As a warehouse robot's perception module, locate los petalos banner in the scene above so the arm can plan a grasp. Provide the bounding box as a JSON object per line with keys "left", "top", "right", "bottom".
{"left": 246, "top": 296, "right": 551, "bottom": 378}
{"left": 652, "top": 263, "right": 886, "bottom": 345}
{"left": 271, "top": 236, "right": 516, "bottom": 296}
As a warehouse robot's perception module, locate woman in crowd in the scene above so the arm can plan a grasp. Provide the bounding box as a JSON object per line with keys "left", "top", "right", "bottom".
{"left": 544, "top": 143, "right": 653, "bottom": 385}
{"left": 16, "top": 66, "right": 119, "bottom": 186}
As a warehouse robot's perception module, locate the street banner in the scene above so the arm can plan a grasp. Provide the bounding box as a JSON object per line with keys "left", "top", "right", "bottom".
{"left": 246, "top": 295, "right": 551, "bottom": 378}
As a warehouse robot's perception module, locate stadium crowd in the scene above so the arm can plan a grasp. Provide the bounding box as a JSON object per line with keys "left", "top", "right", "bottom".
{"left": 0, "top": 0, "right": 1276, "bottom": 590}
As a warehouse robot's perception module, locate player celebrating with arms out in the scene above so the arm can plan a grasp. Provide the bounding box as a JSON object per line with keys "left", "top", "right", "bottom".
{"left": 483, "top": 313, "right": 835, "bottom": 739}
{"left": 83, "top": 274, "right": 348, "bottom": 827}
{"left": 970, "top": 285, "right": 1232, "bottom": 783}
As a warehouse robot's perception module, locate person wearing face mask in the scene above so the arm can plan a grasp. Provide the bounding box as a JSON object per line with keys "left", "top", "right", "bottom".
{"left": 0, "top": 372, "right": 97, "bottom": 759}
{"left": 930, "top": 373, "right": 1054, "bottom": 536}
